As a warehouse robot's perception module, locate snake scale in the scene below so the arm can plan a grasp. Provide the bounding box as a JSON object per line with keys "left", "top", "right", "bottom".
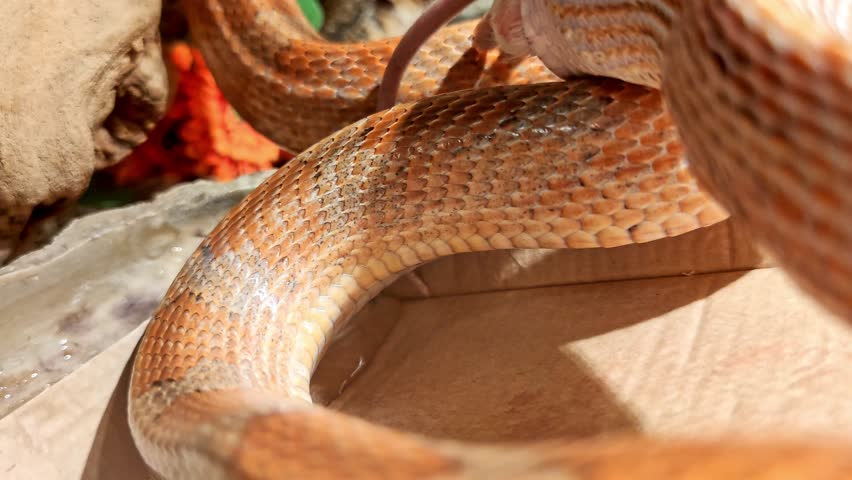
{"left": 128, "top": 0, "right": 852, "bottom": 478}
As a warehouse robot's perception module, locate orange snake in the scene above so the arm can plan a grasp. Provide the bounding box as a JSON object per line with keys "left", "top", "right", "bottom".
{"left": 128, "top": 0, "right": 852, "bottom": 478}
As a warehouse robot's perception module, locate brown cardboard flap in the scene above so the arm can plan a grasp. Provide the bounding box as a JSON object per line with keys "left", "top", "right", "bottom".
{"left": 387, "top": 218, "right": 772, "bottom": 298}
{"left": 1, "top": 220, "right": 849, "bottom": 479}
{"left": 0, "top": 324, "right": 146, "bottom": 479}
{"left": 332, "top": 270, "right": 852, "bottom": 442}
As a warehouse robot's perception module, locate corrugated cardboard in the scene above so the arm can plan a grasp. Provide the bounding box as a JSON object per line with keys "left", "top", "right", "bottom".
{"left": 2, "top": 218, "right": 851, "bottom": 479}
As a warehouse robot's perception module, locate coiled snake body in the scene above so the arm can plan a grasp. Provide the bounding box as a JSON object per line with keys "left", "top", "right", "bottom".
{"left": 129, "top": 0, "right": 852, "bottom": 477}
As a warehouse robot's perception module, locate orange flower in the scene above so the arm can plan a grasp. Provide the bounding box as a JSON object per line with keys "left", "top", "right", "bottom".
{"left": 109, "top": 42, "right": 291, "bottom": 187}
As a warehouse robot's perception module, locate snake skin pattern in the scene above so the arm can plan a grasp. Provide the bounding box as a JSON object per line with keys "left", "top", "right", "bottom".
{"left": 128, "top": 0, "right": 852, "bottom": 477}
{"left": 476, "top": 0, "right": 852, "bottom": 318}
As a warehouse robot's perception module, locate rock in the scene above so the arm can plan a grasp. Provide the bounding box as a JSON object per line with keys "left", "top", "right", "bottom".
{"left": 0, "top": 171, "right": 272, "bottom": 416}
{"left": 321, "top": 0, "right": 493, "bottom": 41}
{"left": 0, "top": 0, "right": 169, "bottom": 262}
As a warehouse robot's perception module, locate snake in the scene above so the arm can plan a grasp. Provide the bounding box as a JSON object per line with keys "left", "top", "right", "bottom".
{"left": 128, "top": 0, "right": 852, "bottom": 478}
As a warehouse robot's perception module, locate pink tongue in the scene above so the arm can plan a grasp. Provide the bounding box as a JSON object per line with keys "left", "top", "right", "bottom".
{"left": 376, "top": 0, "right": 478, "bottom": 111}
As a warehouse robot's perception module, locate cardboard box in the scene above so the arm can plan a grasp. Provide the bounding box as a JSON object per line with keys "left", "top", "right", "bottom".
{"left": 2, "top": 219, "right": 851, "bottom": 479}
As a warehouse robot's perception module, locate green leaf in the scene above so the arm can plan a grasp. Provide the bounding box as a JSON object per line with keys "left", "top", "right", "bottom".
{"left": 296, "top": 0, "right": 325, "bottom": 30}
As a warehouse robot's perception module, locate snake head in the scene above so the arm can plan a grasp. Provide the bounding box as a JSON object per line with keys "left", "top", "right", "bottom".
{"left": 478, "top": 0, "right": 575, "bottom": 74}
{"left": 479, "top": 0, "right": 666, "bottom": 88}
{"left": 475, "top": 0, "right": 529, "bottom": 56}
